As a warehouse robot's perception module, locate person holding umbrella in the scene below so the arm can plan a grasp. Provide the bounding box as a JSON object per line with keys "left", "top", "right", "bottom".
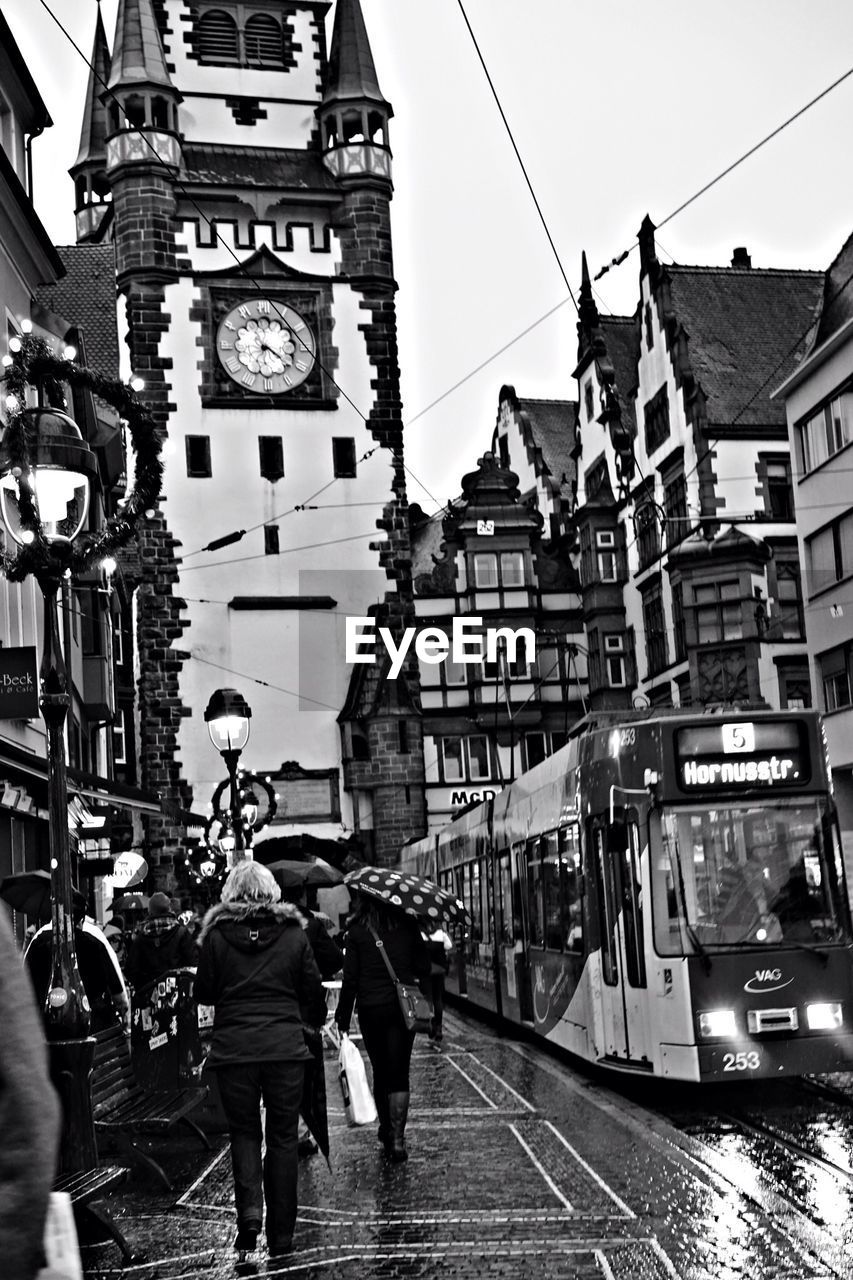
{"left": 194, "top": 860, "right": 326, "bottom": 1259}
{"left": 334, "top": 885, "right": 431, "bottom": 1162}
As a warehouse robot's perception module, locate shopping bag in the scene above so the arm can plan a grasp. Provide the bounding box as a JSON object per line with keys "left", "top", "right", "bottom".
{"left": 395, "top": 981, "right": 433, "bottom": 1033}
{"left": 38, "top": 1191, "right": 83, "bottom": 1280}
{"left": 338, "top": 1032, "right": 378, "bottom": 1126}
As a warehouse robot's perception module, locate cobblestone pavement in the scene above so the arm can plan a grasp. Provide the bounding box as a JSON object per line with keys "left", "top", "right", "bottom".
{"left": 80, "top": 1009, "right": 849, "bottom": 1279}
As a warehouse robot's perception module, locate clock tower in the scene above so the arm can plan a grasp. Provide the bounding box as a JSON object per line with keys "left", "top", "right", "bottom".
{"left": 75, "top": 0, "right": 425, "bottom": 882}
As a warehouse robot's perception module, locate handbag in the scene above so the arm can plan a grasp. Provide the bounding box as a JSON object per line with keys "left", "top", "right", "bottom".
{"left": 368, "top": 925, "right": 433, "bottom": 1033}
{"left": 38, "top": 1191, "right": 83, "bottom": 1280}
{"left": 338, "top": 1033, "right": 378, "bottom": 1126}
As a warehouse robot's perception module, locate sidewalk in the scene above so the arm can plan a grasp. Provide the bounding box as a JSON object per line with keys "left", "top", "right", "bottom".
{"left": 80, "top": 1007, "right": 841, "bottom": 1279}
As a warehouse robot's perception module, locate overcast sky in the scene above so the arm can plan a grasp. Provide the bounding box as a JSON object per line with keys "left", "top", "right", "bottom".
{"left": 5, "top": 0, "right": 853, "bottom": 511}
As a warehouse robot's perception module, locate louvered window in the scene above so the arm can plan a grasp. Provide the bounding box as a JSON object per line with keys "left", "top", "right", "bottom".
{"left": 198, "top": 10, "right": 239, "bottom": 64}
{"left": 244, "top": 14, "right": 282, "bottom": 66}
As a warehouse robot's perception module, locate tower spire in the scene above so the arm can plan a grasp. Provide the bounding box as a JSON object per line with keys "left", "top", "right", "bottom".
{"left": 108, "top": 0, "right": 173, "bottom": 92}
{"left": 325, "top": 0, "right": 390, "bottom": 110}
{"left": 70, "top": 6, "right": 112, "bottom": 242}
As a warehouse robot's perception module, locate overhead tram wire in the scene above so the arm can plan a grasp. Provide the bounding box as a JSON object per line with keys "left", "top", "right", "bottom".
{"left": 34, "top": 0, "right": 442, "bottom": 540}
{"left": 593, "top": 61, "right": 853, "bottom": 282}
{"left": 456, "top": 0, "right": 577, "bottom": 312}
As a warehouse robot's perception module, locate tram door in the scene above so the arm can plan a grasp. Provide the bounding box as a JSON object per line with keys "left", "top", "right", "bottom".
{"left": 589, "top": 815, "right": 651, "bottom": 1067}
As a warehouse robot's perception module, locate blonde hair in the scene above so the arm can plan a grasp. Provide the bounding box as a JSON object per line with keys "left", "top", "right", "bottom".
{"left": 220, "top": 859, "right": 281, "bottom": 905}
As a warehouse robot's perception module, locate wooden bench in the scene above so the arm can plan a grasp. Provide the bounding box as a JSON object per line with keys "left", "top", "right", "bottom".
{"left": 92, "top": 1023, "right": 210, "bottom": 1190}
{"left": 54, "top": 1165, "right": 143, "bottom": 1265}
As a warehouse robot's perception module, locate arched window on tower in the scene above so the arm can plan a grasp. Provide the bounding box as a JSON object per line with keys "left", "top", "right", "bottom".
{"left": 93, "top": 174, "right": 112, "bottom": 202}
{"left": 342, "top": 110, "right": 365, "bottom": 144}
{"left": 197, "top": 10, "right": 239, "bottom": 64}
{"left": 123, "top": 96, "right": 146, "bottom": 128}
{"left": 151, "top": 96, "right": 170, "bottom": 130}
{"left": 244, "top": 13, "right": 283, "bottom": 67}
{"left": 367, "top": 110, "right": 386, "bottom": 145}
{"left": 75, "top": 176, "right": 87, "bottom": 208}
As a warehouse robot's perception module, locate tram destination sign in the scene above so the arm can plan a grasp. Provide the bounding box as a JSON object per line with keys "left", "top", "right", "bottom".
{"left": 674, "top": 720, "right": 809, "bottom": 792}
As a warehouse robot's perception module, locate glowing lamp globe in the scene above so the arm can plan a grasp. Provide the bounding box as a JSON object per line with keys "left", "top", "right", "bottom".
{"left": 0, "top": 408, "right": 97, "bottom": 545}
{"left": 205, "top": 687, "right": 252, "bottom": 754}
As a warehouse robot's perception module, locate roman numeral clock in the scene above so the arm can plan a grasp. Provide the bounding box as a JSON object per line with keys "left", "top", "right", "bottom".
{"left": 216, "top": 298, "right": 317, "bottom": 394}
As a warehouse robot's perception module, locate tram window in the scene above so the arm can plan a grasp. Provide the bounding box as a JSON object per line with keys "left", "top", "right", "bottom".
{"left": 526, "top": 838, "right": 545, "bottom": 947}
{"left": 620, "top": 822, "right": 646, "bottom": 988}
{"left": 497, "top": 850, "right": 514, "bottom": 945}
{"left": 543, "top": 832, "right": 563, "bottom": 950}
{"left": 560, "top": 826, "right": 584, "bottom": 953}
{"left": 594, "top": 827, "right": 618, "bottom": 985}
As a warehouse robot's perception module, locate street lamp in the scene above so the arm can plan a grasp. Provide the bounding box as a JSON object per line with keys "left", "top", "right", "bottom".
{"left": 204, "top": 688, "right": 252, "bottom": 861}
{"left": 0, "top": 406, "right": 99, "bottom": 1171}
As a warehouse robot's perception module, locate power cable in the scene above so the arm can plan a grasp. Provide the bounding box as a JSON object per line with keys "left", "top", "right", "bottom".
{"left": 455, "top": 0, "right": 577, "bottom": 311}
{"left": 594, "top": 61, "right": 853, "bottom": 281}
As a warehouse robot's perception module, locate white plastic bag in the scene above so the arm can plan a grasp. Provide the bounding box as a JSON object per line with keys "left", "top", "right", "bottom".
{"left": 338, "top": 1033, "right": 377, "bottom": 1126}
{"left": 38, "top": 1191, "right": 83, "bottom": 1280}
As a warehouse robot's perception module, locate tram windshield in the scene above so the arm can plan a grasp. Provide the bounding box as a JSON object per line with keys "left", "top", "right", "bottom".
{"left": 653, "top": 798, "right": 850, "bottom": 955}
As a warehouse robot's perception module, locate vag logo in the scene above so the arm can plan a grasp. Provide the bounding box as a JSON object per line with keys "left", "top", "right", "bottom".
{"left": 743, "top": 968, "right": 794, "bottom": 993}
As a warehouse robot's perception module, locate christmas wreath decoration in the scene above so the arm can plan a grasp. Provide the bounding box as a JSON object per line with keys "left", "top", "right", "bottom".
{"left": 0, "top": 334, "right": 163, "bottom": 581}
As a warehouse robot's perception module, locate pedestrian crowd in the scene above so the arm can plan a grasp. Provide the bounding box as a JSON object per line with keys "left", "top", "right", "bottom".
{"left": 1, "top": 859, "right": 459, "bottom": 1277}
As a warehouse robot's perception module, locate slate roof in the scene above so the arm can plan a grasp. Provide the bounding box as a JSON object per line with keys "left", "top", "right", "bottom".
{"left": 74, "top": 7, "right": 111, "bottom": 170}
{"left": 811, "top": 231, "right": 853, "bottom": 351}
{"left": 35, "top": 245, "right": 119, "bottom": 375}
{"left": 325, "top": 0, "right": 389, "bottom": 109}
{"left": 666, "top": 265, "right": 823, "bottom": 427}
{"left": 181, "top": 145, "right": 338, "bottom": 193}
{"left": 108, "top": 0, "right": 173, "bottom": 91}
{"left": 599, "top": 314, "right": 639, "bottom": 432}
{"left": 517, "top": 397, "right": 576, "bottom": 489}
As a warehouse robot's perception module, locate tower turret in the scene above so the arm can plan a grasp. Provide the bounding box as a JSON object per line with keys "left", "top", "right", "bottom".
{"left": 103, "top": 0, "right": 182, "bottom": 177}
{"left": 319, "top": 0, "right": 392, "bottom": 186}
{"left": 70, "top": 6, "right": 112, "bottom": 243}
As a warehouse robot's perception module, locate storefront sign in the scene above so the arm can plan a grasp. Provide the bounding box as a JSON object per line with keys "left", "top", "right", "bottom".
{"left": 109, "top": 851, "right": 148, "bottom": 889}
{"left": 0, "top": 647, "right": 38, "bottom": 719}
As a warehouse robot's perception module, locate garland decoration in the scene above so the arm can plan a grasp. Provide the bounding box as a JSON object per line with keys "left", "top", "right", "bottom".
{"left": 185, "top": 774, "right": 278, "bottom": 887}
{"left": 0, "top": 335, "right": 163, "bottom": 581}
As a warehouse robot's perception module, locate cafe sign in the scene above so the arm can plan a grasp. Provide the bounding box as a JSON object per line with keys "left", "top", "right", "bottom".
{"left": 0, "top": 647, "right": 38, "bottom": 719}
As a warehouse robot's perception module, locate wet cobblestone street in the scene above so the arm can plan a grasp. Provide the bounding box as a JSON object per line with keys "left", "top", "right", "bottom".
{"left": 80, "top": 1009, "right": 853, "bottom": 1279}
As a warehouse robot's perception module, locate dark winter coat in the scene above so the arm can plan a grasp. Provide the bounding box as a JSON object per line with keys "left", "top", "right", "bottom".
{"left": 305, "top": 912, "right": 343, "bottom": 981}
{"left": 125, "top": 914, "right": 198, "bottom": 990}
{"left": 336, "top": 916, "right": 431, "bottom": 1030}
{"left": 194, "top": 901, "right": 326, "bottom": 1068}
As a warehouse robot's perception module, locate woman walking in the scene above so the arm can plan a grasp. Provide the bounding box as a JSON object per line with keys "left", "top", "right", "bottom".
{"left": 335, "top": 893, "right": 430, "bottom": 1162}
{"left": 194, "top": 861, "right": 326, "bottom": 1258}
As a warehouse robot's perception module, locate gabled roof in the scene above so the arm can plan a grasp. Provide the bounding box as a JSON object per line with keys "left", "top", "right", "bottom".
{"left": 516, "top": 397, "right": 576, "bottom": 489}
{"left": 665, "top": 265, "right": 823, "bottom": 427}
{"left": 108, "top": 0, "right": 173, "bottom": 92}
{"left": 324, "top": 0, "right": 390, "bottom": 110}
{"left": 73, "top": 7, "right": 111, "bottom": 170}
{"left": 811, "top": 231, "right": 853, "bottom": 351}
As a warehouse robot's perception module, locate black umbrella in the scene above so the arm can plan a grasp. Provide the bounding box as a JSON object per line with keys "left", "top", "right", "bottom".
{"left": 268, "top": 859, "right": 344, "bottom": 890}
{"left": 300, "top": 1028, "right": 331, "bottom": 1167}
{"left": 344, "top": 866, "right": 467, "bottom": 927}
{"left": 0, "top": 870, "right": 85, "bottom": 921}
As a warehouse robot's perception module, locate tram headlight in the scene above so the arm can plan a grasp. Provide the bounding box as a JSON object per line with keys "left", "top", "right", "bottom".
{"left": 698, "top": 1009, "right": 737, "bottom": 1038}
{"left": 806, "top": 1002, "right": 843, "bottom": 1031}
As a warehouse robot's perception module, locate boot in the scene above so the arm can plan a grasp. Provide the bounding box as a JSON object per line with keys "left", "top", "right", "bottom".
{"left": 376, "top": 1089, "right": 392, "bottom": 1151}
{"left": 388, "top": 1091, "right": 410, "bottom": 1163}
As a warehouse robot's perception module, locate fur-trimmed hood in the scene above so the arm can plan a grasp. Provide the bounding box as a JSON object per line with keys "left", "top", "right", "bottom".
{"left": 198, "top": 900, "right": 306, "bottom": 951}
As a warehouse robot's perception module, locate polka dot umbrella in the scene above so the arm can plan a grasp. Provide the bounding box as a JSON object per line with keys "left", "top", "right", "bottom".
{"left": 344, "top": 866, "right": 467, "bottom": 927}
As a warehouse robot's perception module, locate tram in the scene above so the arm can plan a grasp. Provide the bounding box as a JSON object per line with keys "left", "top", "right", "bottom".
{"left": 401, "top": 709, "right": 853, "bottom": 1081}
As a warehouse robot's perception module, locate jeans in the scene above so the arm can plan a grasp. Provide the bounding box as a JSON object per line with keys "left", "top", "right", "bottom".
{"left": 216, "top": 1059, "right": 304, "bottom": 1245}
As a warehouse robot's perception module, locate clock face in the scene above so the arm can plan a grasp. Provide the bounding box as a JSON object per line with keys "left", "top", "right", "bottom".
{"left": 216, "top": 298, "right": 317, "bottom": 394}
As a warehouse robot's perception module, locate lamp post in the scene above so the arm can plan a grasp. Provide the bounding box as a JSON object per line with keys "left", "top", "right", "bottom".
{"left": 204, "top": 688, "right": 252, "bottom": 862}
{"left": 0, "top": 407, "right": 99, "bottom": 1172}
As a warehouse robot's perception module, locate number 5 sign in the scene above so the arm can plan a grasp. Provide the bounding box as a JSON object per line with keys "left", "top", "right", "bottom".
{"left": 722, "top": 723, "right": 755, "bottom": 754}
